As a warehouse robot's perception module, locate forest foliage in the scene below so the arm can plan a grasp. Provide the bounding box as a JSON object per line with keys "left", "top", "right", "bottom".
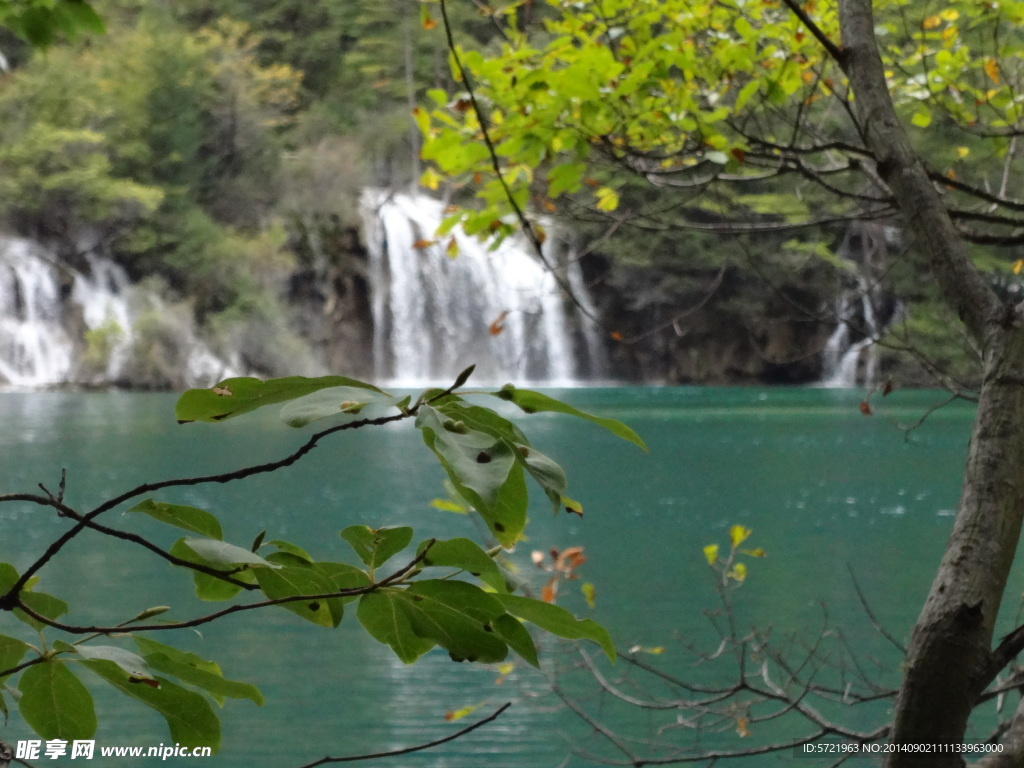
{"left": 0, "top": 0, "right": 991, "bottom": 386}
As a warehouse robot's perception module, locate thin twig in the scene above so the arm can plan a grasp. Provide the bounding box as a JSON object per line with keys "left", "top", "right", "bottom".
{"left": 290, "top": 702, "right": 512, "bottom": 767}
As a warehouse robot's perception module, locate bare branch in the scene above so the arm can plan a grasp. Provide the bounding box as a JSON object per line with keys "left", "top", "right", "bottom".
{"left": 290, "top": 702, "right": 512, "bottom": 767}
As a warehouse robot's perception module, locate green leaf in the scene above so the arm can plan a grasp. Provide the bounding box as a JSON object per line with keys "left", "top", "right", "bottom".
{"left": 733, "top": 79, "right": 762, "bottom": 113}
{"left": 0, "top": 563, "right": 19, "bottom": 592}
{"left": 398, "top": 580, "right": 508, "bottom": 663}
{"left": 0, "top": 635, "right": 30, "bottom": 679}
{"left": 168, "top": 539, "right": 257, "bottom": 601}
{"left": 191, "top": 570, "right": 252, "bottom": 602}
{"left": 310, "top": 562, "right": 371, "bottom": 605}
{"left": 496, "top": 593, "right": 616, "bottom": 661}
{"left": 15, "top": 592, "right": 68, "bottom": 632}
{"left": 416, "top": 538, "right": 507, "bottom": 593}
{"left": 179, "top": 538, "right": 278, "bottom": 569}
{"left": 491, "top": 386, "right": 647, "bottom": 451}
{"left": 19, "top": 662, "right": 97, "bottom": 740}
{"left": 253, "top": 566, "right": 344, "bottom": 628}
{"left": 142, "top": 653, "right": 264, "bottom": 707}
{"left": 416, "top": 405, "right": 528, "bottom": 547}
{"left": 279, "top": 386, "right": 402, "bottom": 427}
{"left": 547, "top": 162, "right": 586, "bottom": 198}
{"left": 175, "top": 375, "right": 384, "bottom": 424}
{"left": 357, "top": 589, "right": 435, "bottom": 663}
{"left": 341, "top": 526, "right": 413, "bottom": 570}
{"left": 55, "top": 1, "right": 106, "bottom": 36}
{"left": 911, "top": 108, "right": 932, "bottom": 128}
{"left": 57, "top": 642, "right": 155, "bottom": 683}
{"left": 267, "top": 540, "right": 314, "bottom": 563}
{"left": 127, "top": 500, "right": 223, "bottom": 539}
{"left": 491, "top": 614, "right": 540, "bottom": 667}
{"left": 83, "top": 660, "right": 219, "bottom": 751}
{"left": 134, "top": 638, "right": 263, "bottom": 707}
{"left": 516, "top": 444, "right": 569, "bottom": 513}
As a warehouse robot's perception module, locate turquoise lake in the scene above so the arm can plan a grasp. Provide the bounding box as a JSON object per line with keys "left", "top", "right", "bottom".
{"left": 0, "top": 387, "right": 992, "bottom": 765}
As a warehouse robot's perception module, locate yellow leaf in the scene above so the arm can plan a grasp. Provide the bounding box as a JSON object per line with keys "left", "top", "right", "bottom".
{"left": 741, "top": 547, "right": 766, "bottom": 558}
{"left": 1013, "top": 259, "right": 1024, "bottom": 275}
{"left": 703, "top": 544, "right": 719, "bottom": 565}
{"left": 922, "top": 14, "right": 942, "bottom": 29}
{"left": 581, "top": 582, "right": 596, "bottom": 609}
{"left": 984, "top": 58, "right": 1000, "bottom": 84}
{"left": 494, "top": 662, "right": 515, "bottom": 684}
{"left": 445, "top": 702, "right": 483, "bottom": 722}
{"left": 627, "top": 645, "right": 665, "bottom": 655}
{"left": 595, "top": 186, "right": 619, "bottom": 212}
{"left": 736, "top": 716, "right": 750, "bottom": 737}
{"left": 956, "top": 146, "right": 970, "bottom": 159}
{"left": 729, "top": 524, "right": 752, "bottom": 548}
{"left": 446, "top": 236, "right": 459, "bottom": 258}
{"left": 420, "top": 5, "right": 438, "bottom": 30}
{"left": 420, "top": 166, "right": 442, "bottom": 191}
{"left": 729, "top": 562, "right": 748, "bottom": 582}
{"left": 940, "top": 8, "right": 960, "bottom": 21}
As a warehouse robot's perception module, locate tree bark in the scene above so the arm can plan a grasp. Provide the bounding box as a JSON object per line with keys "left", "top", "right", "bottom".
{"left": 835, "top": 2, "right": 1024, "bottom": 766}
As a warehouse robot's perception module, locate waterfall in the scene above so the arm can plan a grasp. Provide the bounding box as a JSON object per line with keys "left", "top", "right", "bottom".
{"left": 0, "top": 237, "right": 235, "bottom": 388}
{"left": 361, "top": 190, "right": 605, "bottom": 386}
{"left": 0, "top": 239, "right": 74, "bottom": 386}
{"left": 820, "top": 275, "right": 882, "bottom": 388}
{"left": 819, "top": 223, "right": 898, "bottom": 388}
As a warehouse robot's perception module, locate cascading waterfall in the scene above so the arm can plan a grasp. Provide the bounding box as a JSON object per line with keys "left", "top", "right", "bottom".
{"left": 819, "top": 223, "right": 899, "bottom": 388}
{"left": 0, "top": 236, "right": 233, "bottom": 388}
{"left": 0, "top": 239, "right": 74, "bottom": 386}
{"left": 820, "top": 275, "right": 882, "bottom": 388}
{"left": 361, "top": 190, "right": 605, "bottom": 386}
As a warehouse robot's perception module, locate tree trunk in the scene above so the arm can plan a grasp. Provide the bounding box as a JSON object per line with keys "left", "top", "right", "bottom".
{"left": 836, "top": 2, "right": 1024, "bottom": 766}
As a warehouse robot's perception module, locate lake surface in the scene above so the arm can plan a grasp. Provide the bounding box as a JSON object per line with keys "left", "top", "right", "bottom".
{"left": 0, "top": 387, "right": 989, "bottom": 765}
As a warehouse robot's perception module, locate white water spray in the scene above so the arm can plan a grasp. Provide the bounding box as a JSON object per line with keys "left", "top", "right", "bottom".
{"left": 362, "top": 190, "right": 604, "bottom": 386}
{"left": 0, "top": 237, "right": 235, "bottom": 388}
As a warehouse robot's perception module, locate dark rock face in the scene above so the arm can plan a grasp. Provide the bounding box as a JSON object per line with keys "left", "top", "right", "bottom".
{"left": 286, "top": 213, "right": 374, "bottom": 380}
{"left": 581, "top": 251, "right": 836, "bottom": 385}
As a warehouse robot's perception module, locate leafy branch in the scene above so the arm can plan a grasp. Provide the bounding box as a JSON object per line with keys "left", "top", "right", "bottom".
{"left": 0, "top": 366, "right": 642, "bottom": 755}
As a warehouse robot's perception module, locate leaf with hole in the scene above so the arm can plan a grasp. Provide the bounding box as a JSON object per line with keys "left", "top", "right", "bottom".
{"left": 175, "top": 375, "right": 385, "bottom": 423}
{"left": 279, "top": 386, "right": 402, "bottom": 427}
{"left": 83, "top": 660, "right": 220, "bottom": 751}
{"left": 254, "top": 566, "right": 344, "bottom": 628}
{"left": 397, "top": 580, "right": 509, "bottom": 664}
{"left": 416, "top": 405, "right": 527, "bottom": 547}
{"left": 134, "top": 638, "right": 263, "bottom": 707}
{"left": 56, "top": 642, "right": 155, "bottom": 684}
{"left": 491, "top": 386, "right": 647, "bottom": 451}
